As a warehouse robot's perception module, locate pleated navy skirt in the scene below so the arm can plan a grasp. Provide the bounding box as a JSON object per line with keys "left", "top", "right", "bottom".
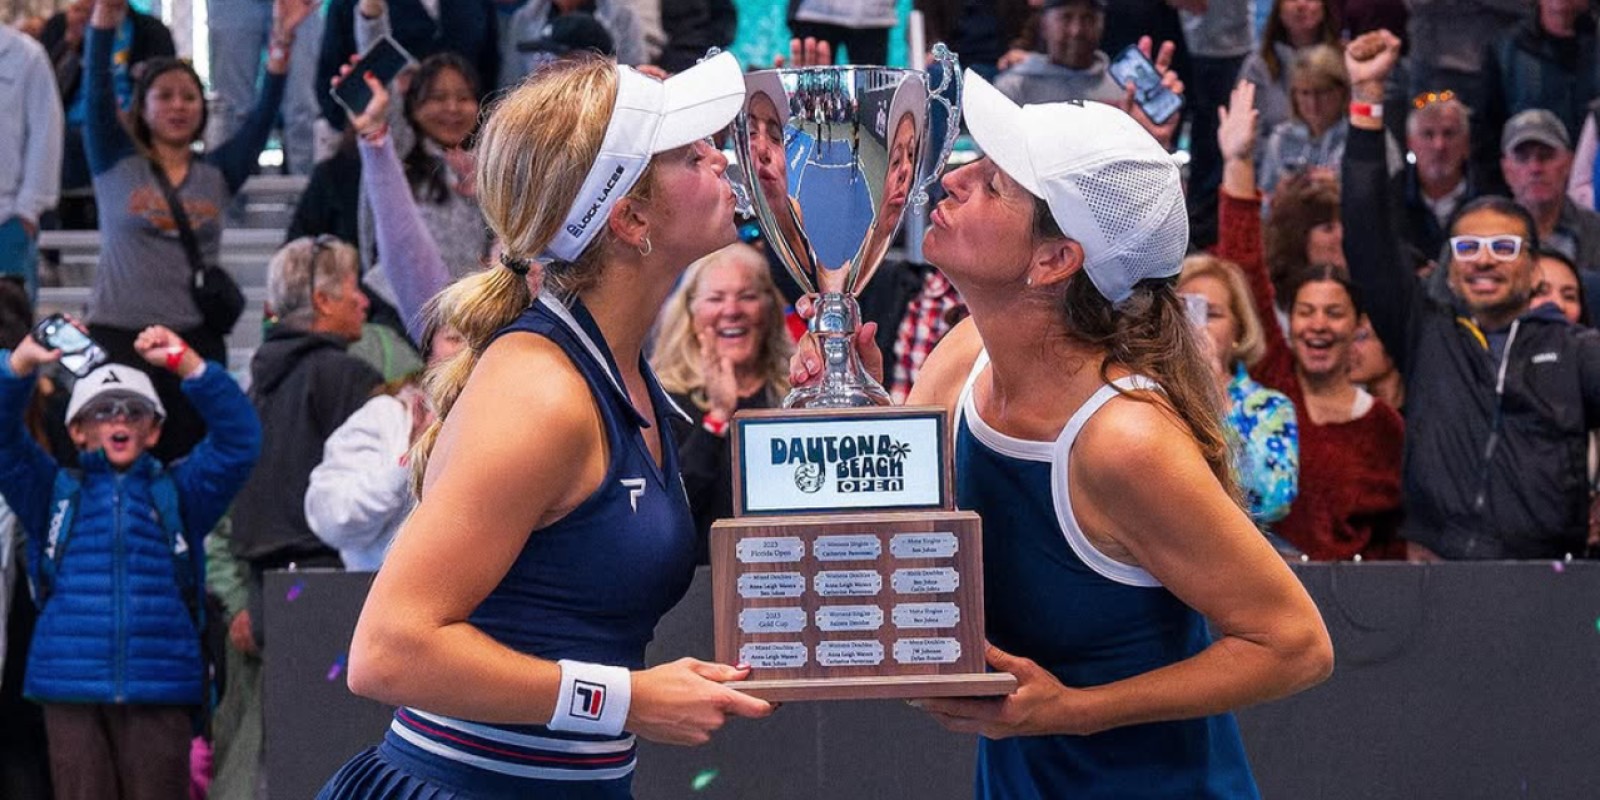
{"left": 317, "top": 735, "right": 634, "bottom": 800}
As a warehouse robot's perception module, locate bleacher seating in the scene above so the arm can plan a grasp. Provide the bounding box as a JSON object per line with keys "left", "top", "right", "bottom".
{"left": 36, "top": 174, "right": 307, "bottom": 375}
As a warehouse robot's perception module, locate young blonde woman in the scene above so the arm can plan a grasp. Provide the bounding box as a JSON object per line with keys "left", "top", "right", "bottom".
{"left": 318, "top": 52, "right": 772, "bottom": 799}
{"left": 652, "top": 242, "right": 794, "bottom": 564}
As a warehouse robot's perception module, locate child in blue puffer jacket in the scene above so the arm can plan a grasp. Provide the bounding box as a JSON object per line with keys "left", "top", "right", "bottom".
{"left": 0, "top": 323, "right": 261, "bottom": 799}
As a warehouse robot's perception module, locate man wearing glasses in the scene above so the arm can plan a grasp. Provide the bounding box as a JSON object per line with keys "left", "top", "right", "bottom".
{"left": 1345, "top": 31, "right": 1600, "bottom": 561}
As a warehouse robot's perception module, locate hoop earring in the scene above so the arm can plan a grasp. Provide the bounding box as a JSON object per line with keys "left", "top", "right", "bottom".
{"left": 638, "top": 236, "right": 653, "bottom": 257}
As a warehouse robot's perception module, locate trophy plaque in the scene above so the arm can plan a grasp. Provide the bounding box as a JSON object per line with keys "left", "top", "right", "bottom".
{"left": 712, "top": 48, "right": 1016, "bottom": 702}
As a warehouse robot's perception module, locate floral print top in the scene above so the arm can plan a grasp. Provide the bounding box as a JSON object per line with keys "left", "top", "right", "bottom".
{"left": 1227, "top": 363, "right": 1300, "bottom": 526}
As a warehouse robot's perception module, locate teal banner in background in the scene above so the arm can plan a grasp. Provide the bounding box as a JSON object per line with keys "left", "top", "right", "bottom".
{"left": 730, "top": 0, "right": 912, "bottom": 68}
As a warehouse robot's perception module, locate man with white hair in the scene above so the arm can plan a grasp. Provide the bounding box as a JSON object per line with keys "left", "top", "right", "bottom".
{"left": 1398, "top": 90, "right": 1480, "bottom": 261}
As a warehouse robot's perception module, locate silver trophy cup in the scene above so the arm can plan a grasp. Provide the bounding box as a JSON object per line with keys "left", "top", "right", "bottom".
{"left": 733, "top": 46, "right": 961, "bottom": 408}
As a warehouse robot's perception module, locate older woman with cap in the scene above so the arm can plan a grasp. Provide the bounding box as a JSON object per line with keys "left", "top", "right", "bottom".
{"left": 317, "top": 52, "right": 772, "bottom": 800}
{"left": 798, "top": 73, "right": 1332, "bottom": 797}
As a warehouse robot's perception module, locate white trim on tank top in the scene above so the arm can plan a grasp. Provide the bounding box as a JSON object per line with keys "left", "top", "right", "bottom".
{"left": 538, "top": 294, "right": 692, "bottom": 423}
{"left": 958, "top": 350, "right": 1164, "bottom": 588}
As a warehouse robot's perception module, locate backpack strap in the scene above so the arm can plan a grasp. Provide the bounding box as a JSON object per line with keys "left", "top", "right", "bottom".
{"left": 149, "top": 471, "right": 202, "bottom": 631}
{"left": 38, "top": 469, "right": 83, "bottom": 605}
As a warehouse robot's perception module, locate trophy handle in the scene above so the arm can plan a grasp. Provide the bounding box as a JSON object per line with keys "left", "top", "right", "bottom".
{"left": 913, "top": 43, "right": 962, "bottom": 209}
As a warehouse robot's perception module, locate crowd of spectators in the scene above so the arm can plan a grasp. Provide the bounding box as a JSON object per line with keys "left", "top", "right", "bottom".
{"left": 5, "top": 0, "right": 1600, "bottom": 797}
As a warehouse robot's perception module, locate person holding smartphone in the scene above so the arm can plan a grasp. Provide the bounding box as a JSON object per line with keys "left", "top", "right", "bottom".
{"left": 0, "top": 322, "right": 260, "bottom": 799}
{"left": 81, "top": 0, "right": 312, "bottom": 463}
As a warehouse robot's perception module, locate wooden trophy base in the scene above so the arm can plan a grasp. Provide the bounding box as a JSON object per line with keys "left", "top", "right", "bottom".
{"left": 712, "top": 511, "right": 1013, "bottom": 702}
{"left": 730, "top": 672, "right": 1017, "bottom": 703}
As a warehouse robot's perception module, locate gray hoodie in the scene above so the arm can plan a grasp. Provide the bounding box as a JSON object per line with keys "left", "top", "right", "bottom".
{"left": 992, "top": 51, "right": 1124, "bottom": 107}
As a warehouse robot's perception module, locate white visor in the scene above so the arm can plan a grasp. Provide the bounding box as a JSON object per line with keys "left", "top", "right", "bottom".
{"left": 543, "top": 52, "right": 746, "bottom": 263}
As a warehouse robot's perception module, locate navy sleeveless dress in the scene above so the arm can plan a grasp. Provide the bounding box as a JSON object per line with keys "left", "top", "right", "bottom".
{"left": 955, "top": 353, "right": 1259, "bottom": 799}
{"left": 318, "top": 295, "right": 698, "bottom": 799}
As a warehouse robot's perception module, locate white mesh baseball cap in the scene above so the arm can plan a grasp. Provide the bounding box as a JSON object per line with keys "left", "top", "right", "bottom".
{"left": 961, "top": 70, "right": 1189, "bottom": 304}
{"left": 542, "top": 52, "right": 746, "bottom": 263}
{"left": 66, "top": 364, "right": 165, "bottom": 423}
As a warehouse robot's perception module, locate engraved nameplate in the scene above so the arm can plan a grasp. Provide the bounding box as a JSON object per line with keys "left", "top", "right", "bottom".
{"left": 814, "top": 534, "right": 882, "bottom": 561}
{"left": 814, "top": 570, "right": 884, "bottom": 597}
{"left": 815, "top": 605, "right": 885, "bottom": 632}
{"left": 738, "top": 607, "right": 807, "bottom": 634}
{"left": 891, "top": 602, "right": 961, "bottom": 629}
{"left": 893, "top": 638, "right": 962, "bottom": 665}
{"left": 737, "top": 572, "right": 806, "bottom": 599}
{"left": 816, "top": 640, "right": 886, "bottom": 667}
{"left": 740, "top": 642, "right": 808, "bottom": 669}
{"left": 891, "top": 567, "right": 960, "bottom": 594}
{"left": 737, "top": 537, "right": 806, "bottom": 564}
{"left": 889, "top": 532, "right": 959, "bottom": 559}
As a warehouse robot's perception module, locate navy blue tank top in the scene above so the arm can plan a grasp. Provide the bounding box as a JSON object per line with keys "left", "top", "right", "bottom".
{"left": 384, "top": 294, "right": 698, "bottom": 794}
{"left": 955, "top": 353, "right": 1259, "bottom": 799}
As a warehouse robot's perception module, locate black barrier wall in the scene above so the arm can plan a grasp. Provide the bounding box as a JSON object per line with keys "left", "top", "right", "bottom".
{"left": 265, "top": 564, "right": 1600, "bottom": 799}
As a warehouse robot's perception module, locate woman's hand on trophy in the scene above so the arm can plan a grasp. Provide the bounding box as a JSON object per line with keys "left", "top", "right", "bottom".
{"left": 787, "top": 294, "right": 883, "bottom": 388}
{"left": 911, "top": 643, "right": 1101, "bottom": 738}
{"left": 774, "top": 37, "right": 834, "bottom": 68}
{"left": 626, "top": 659, "right": 774, "bottom": 746}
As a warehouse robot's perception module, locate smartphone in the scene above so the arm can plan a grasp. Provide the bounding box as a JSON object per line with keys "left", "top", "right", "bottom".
{"left": 1107, "top": 44, "right": 1184, "bottom": 126}
{"left": 330, "top": 35, "right": 418, "bottom": 118}
{"left": 31, "top": 313, "right": 107, "bottom": 378}
{"left": 1181, "top": 292, "right": 1210, "bottom": 332}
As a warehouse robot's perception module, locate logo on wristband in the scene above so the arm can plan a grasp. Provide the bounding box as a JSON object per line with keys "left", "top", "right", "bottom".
{"left": 571, "top": 680, "right": 606, "bottom": 720}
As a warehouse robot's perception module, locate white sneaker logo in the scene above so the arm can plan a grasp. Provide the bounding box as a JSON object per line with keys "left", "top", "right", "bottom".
{"left": 622, "top": 478, "right": 647, "bottom": 512}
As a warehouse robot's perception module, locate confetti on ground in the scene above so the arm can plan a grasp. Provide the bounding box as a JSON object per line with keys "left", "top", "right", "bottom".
{"left": 286, "top": 581, "right": 305, "bottom": 602}
{"left": 327, "top": 654, "right": 347, "bottom": 682}
{"left": 1552, "top": 561, "right": 1565, "bottom": 573}
{"left": 692, "top": 768, "right": 719, "bottom": 791}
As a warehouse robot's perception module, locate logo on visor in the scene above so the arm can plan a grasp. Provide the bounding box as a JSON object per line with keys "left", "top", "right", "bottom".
{"left": 566, "top": 166, "right": 628, "bottom": 237}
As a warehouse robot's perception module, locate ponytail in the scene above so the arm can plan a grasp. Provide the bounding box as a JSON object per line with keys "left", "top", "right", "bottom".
{"left": 409, "top": 266, "right": 534, "bottom": 494}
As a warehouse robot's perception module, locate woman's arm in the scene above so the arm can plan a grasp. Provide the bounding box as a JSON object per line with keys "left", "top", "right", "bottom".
{"left": 1215, "top": 81, "right": 1296, "bottom": 391}
{"left": 211, "top": 0, "right": 312, "bottom": 193}
{"left": 82, "top": 5, "right": 133, "bottom": 176}
{"left": 347, "top": 334, "right": 771, "bottom": 743}
{"left": 343, "top": 70, "right": 451, "bottom": 342}
{"left": 920, "top": 398, "right": 1332, "bottom": 736}
{"left": 359, "top": 133, "right": 451, "bottom": 341}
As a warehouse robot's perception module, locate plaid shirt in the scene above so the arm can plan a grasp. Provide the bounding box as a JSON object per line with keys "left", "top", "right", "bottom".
{"left": 889, "top": 269, "right": 965, "bottom": 403}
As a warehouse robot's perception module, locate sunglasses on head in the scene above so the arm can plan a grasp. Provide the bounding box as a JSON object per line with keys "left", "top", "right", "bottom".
{"left": 79, "top": 398, "right": 160, "bottom": 425}
{"left": 1449, "top": 235, "right": 1524, "bottom": 262}
{"left": 1412, "top": 89, "right": 1456, "bottom": 110}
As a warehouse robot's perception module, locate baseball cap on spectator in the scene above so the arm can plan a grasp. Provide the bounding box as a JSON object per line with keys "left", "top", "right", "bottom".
{"left": 1502, "top": 109, "right": 1571, "bottom": 155}
{"left": 66, "top": 364, "right": 166, "bottom": 423}
{"left": 960, "top": 70, "right": 1189, "bottom": 305}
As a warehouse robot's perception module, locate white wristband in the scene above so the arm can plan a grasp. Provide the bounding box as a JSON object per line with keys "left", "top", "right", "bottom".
{"left": 549, "top": 660, "right": 631, "bottom": 736}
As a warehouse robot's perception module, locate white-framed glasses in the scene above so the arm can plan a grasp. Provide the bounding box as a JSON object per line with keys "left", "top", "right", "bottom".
{"left": 1449, "top": 235, "right": 1524, "bottom": 262}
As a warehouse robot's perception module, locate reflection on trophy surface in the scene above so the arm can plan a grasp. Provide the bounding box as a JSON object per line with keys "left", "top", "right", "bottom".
{"left": 733, "top": 47, "right": 960, "bottom": 408}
